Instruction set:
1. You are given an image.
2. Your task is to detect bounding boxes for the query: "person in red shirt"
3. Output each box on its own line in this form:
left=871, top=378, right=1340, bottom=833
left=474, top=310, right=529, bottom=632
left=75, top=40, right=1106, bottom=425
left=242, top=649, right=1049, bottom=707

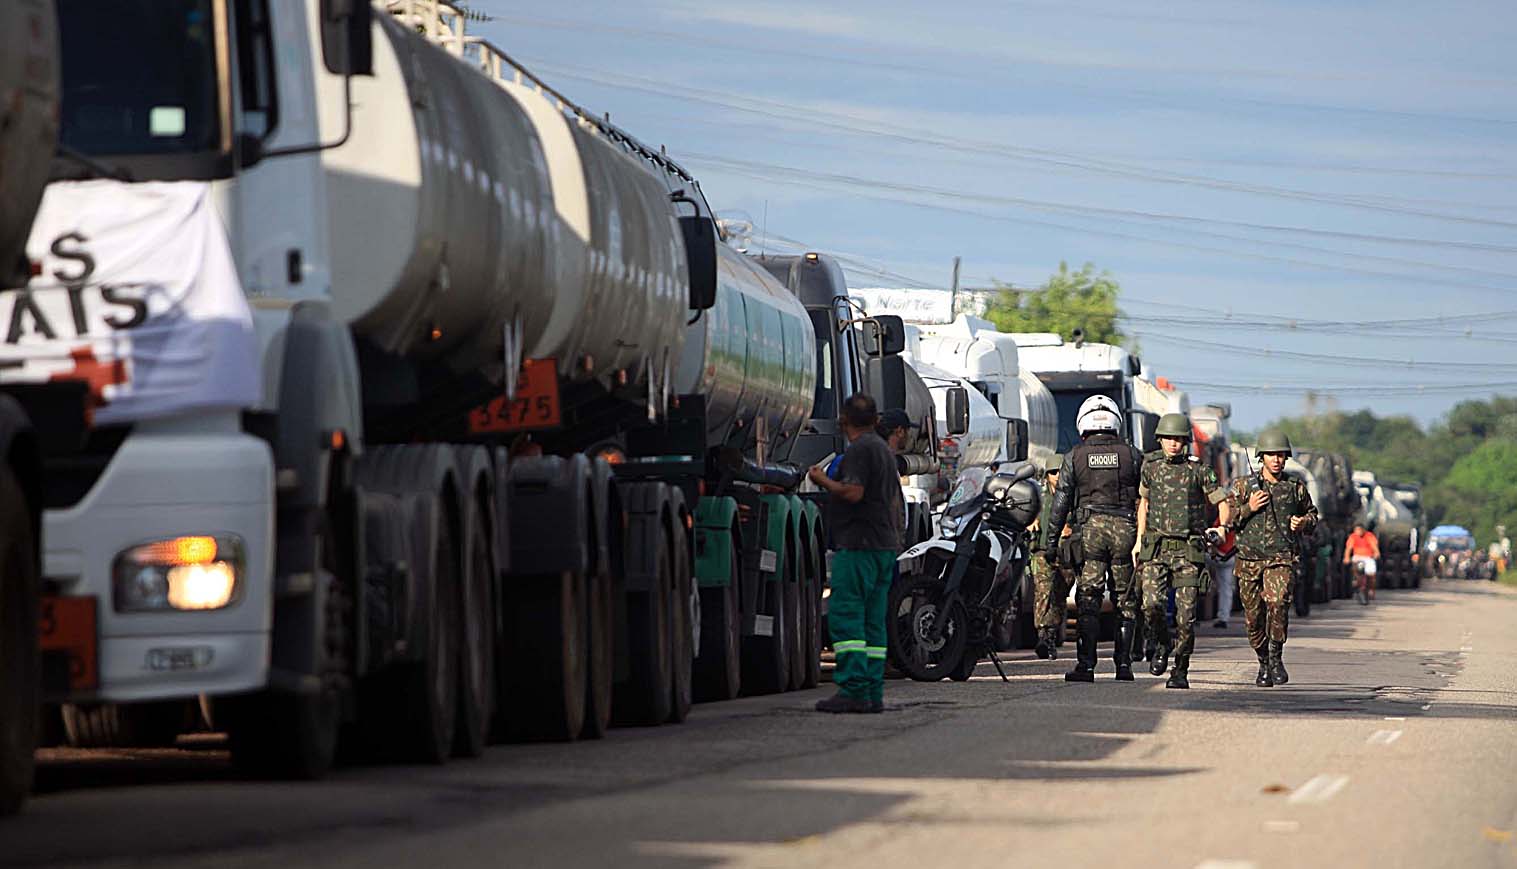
left=1343, top=523, right=1381, bottom=600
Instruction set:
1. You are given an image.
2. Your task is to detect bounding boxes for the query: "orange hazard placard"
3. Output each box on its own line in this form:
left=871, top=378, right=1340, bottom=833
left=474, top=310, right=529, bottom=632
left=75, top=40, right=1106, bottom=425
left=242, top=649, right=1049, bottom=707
left=469, top=358, right=563, bottom=434
left=39, top=596, right=99, bottom=692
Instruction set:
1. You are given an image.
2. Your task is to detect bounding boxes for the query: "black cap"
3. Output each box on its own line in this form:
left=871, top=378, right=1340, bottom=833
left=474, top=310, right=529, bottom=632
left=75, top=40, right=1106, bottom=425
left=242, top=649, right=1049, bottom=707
left=880, top=409, right=916, bottom=431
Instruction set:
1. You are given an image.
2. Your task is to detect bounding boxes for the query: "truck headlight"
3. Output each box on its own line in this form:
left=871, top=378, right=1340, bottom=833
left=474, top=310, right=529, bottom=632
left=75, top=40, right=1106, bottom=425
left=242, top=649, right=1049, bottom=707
left=113, top=535, right=244, bottom=612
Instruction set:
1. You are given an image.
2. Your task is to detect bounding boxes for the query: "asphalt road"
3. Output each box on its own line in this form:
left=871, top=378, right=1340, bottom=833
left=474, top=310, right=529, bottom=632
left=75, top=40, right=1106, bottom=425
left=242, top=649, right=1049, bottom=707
left=6, top=578, right=1516, bottom=869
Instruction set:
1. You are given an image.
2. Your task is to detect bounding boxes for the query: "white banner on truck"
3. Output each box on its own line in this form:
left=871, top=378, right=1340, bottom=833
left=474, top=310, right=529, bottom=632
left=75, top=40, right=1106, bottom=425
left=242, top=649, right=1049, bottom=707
left=1, top=180, right=258, bottom=424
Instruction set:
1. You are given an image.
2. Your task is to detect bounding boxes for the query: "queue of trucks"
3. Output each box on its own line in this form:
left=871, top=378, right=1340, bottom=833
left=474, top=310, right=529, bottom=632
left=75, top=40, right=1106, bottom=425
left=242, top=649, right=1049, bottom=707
left=0, top=0, right=1459, bottom=820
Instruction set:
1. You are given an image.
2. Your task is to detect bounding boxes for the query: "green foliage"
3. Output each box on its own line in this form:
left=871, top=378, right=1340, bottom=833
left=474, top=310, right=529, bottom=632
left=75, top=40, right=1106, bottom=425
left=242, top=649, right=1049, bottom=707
left=983, top=261, right=1127, bottom=346
left=1252, top=397, right=1517, bottom=544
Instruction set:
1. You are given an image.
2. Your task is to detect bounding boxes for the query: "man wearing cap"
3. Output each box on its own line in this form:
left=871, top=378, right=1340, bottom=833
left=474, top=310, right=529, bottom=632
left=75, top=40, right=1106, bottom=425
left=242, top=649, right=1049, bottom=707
left=808, top=393, right=902, bottom=713
left=1030, top=454, right=1075, bottom=659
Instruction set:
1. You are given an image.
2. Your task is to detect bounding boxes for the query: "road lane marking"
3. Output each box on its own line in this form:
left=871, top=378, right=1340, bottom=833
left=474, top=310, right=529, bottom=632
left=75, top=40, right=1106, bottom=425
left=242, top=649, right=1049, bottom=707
left=1196, top=861, right=1257, bottom=869
left=1384, top=716, right=1406, bottom=721
left=1421, top=703, right=1432, bottom=710
left=1367, top=729, right=1403, bottom=745
left=1289, top=774, right=1349, bottom=804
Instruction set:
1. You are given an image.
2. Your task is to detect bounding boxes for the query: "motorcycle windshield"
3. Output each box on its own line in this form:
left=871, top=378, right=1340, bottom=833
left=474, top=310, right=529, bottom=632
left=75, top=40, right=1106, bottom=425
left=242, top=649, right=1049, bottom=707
left=945, top=467, right=990, bottom=514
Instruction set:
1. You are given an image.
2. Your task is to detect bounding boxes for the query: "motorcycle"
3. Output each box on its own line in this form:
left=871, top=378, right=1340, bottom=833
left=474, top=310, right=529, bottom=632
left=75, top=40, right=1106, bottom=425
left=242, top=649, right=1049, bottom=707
left=888, top=463, right=1041, bottom=682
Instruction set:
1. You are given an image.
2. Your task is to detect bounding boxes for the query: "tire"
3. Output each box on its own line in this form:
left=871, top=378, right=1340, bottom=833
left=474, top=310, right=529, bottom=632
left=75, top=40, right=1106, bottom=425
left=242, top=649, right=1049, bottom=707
left=784, top=540, right=805, bottom=693
left=694, top=541, right=741, bottom=702
left=227, top=515, right=347, bottom=779
left=452, top=497, right=494, bottom=759
left=801, top=536, right=823, bottom=689
left=667, top=520, right=694, bottom=724
left=581, top=560, right=614, bottom=739
left=614, top=530, right=672, bottom=726
left=741, top=556, right=790, bottom=696
left=503, top=570, right=587, bottom=740
left=62, top=702, right=185, bottom=748
left=401, top=514, right=460, bottom=762
left=886, top=572, right=969, bottom=683
left=949, top=649, right=978, bottom=682
left=0, top=466, right=35, bottom=817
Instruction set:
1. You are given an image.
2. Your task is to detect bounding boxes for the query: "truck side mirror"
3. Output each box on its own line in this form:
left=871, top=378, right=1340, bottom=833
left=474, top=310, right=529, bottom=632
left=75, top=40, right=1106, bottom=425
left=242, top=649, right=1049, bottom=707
left=945, top=387, right=970, bottom=436
left=1127, top=410, right=1158, bottom=451
left=1004, top=417, right=1030, bottom=463
left=320, top=0, right=374, bottom=76
left=862, top=315, right=906, bottom=357
left=677, top=213, right=717, bottom=310
left=864, top=356, right=907, bottom=416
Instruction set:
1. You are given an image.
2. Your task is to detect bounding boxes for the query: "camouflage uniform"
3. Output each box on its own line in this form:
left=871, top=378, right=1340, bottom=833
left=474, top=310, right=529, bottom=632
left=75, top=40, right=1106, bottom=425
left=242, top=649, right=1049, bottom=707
left=1031, top=482, right=1076, bottom=635
left=1227, top=474, right=1317, bottom=653
left=1138, top=453, right=1226, bottom=676
left=1077, top=514, right=1138, bottom=620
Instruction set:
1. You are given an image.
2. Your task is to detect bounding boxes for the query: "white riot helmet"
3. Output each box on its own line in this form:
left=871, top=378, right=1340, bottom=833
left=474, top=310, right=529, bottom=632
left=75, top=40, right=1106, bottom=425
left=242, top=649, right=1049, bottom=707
left=1076, top=395, right=1122, bottom=436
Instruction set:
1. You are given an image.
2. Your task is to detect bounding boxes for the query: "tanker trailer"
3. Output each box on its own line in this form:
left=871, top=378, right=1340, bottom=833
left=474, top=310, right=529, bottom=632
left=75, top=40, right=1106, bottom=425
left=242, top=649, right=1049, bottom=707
left=0, top=0, right=823, bottom=777
left=1371, top=483, right=1417, bottom=589
left=0, top=0, right=58, bottom=817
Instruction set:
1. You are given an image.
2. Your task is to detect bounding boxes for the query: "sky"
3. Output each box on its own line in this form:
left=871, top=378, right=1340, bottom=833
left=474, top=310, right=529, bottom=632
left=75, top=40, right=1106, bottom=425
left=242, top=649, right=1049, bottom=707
left=472, top=0, right=1517, bottom=431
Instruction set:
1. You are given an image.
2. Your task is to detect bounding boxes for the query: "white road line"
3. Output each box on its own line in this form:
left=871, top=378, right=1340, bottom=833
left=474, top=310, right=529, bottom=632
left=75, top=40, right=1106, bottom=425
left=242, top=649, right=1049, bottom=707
left=1384, top=716, right=1406, bottom=721
left=1196, top=861, right=1258, bottom=869
left=1421, top=703, right=1432, bottom=710
left=1289, top=774, right=1350, bottom=804
left=1367, top=729, right=1403, bottom=745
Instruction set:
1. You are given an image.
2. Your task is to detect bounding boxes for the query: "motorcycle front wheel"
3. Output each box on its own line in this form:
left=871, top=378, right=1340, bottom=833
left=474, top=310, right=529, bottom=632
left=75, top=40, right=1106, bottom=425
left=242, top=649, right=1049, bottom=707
left=887, top=574, right=970, bottom=682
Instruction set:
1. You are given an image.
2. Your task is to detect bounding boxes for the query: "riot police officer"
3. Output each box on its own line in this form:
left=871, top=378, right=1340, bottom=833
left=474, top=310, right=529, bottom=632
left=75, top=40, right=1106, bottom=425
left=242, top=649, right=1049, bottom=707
left=1135, top=413, right=1231, bottom=689
left=1045, top=396, right=1144, bottom=682
left=1226, top=430, right=1317, bottom=687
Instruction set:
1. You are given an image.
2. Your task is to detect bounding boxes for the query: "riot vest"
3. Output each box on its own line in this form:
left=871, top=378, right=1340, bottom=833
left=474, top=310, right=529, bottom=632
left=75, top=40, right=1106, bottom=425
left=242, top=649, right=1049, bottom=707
left=1071, top=432, right=1141, bottom=517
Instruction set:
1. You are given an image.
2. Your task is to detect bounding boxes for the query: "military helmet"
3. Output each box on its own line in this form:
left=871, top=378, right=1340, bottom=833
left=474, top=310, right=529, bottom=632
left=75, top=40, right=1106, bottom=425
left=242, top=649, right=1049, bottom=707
left=1255, top=429, right=1293, bottom=457
left=1155, top=412, right=1192, bottom=440
left=1043, top=453, right=1065, bottom=474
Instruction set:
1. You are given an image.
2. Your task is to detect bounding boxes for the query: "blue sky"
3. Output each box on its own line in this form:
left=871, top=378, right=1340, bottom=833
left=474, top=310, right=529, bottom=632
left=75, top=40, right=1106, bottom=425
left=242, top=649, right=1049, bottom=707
left=475, top=0, right=1517, bottom=431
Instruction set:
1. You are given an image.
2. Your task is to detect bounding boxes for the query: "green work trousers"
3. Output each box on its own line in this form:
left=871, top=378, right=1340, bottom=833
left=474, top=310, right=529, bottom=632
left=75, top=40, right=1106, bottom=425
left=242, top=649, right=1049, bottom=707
left=830, top=549, right=895, bottom=703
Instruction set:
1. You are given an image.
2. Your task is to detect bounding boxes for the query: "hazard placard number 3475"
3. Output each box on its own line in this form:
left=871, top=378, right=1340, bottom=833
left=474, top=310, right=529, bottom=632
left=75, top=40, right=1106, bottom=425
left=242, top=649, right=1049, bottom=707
left=468, top=358, right=562, bottom=434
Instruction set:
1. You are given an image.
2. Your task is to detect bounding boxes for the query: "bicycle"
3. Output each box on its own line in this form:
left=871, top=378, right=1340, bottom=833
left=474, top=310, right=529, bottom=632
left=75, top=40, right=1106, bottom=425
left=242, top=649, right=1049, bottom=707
left=1348, top=558, right=1373, bottom=606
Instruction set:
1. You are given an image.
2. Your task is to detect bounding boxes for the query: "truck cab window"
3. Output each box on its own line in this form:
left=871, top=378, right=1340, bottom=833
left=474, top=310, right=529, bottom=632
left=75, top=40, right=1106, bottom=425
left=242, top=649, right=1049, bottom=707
left=235, top=0, right=279, bottom=139
left=57, top=0, right=221, bottom=157
left=808, top=309, right=836, bottom=419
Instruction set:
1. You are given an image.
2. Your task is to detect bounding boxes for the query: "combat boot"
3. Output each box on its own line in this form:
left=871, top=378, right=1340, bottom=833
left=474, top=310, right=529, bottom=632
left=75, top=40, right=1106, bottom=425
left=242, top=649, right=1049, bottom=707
left=1166, top=654, right=1190, bottom=689
left=1114, top=618, right=1135, bottom=681
left=1064, top=612, right=1098, bottom=682
left=1254, top=646, right=1273, bottom=687
left=1035, top=628, right=1054, bottom=660
left=1149, top=621, right=1171, bottom=677
left=1269, top=640, right=1289, bottom=685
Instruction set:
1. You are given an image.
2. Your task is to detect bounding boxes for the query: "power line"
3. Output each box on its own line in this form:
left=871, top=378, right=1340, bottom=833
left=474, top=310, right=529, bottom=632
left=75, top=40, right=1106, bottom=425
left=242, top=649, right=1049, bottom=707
left=1130, top=331, right=1517, bottom=371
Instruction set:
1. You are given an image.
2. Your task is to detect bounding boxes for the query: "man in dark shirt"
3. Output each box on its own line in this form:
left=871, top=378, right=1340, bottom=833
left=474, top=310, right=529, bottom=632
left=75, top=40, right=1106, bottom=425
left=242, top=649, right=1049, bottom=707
left=808, top=393, right=901, bottom=713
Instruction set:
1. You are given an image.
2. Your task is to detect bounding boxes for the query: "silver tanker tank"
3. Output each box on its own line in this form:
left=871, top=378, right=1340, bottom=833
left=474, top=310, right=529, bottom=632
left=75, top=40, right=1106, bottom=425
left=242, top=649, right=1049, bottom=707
left=0, top=0, right=59, bottom=283
left=323, top=10, right=688, bottom=387
left=675, top=244, right=815, bottom=457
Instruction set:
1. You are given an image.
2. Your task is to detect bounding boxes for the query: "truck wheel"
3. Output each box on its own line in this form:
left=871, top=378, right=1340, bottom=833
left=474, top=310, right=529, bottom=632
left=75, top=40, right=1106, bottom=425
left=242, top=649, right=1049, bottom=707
left=228, top=516, right=347, bottom=778
left=0, top=465, right=37, bottom=816
left=801, top=539, right=824, bottom=689
left=401, top=515, right=460, bottom=762
left=785, top=541, right=805, bottom=692
left=452, top=499, right=494, bottom=758
left=694, top=544, right=741, bottom=702
left=581, top=559, right=614, bottom=739
left=504, top=570, right=587, bottom=740
left=742, top=565, right=790, bottom=696
left=667, top=519, right=694, bottom=724
left=614, top=533, right=672, bottom=726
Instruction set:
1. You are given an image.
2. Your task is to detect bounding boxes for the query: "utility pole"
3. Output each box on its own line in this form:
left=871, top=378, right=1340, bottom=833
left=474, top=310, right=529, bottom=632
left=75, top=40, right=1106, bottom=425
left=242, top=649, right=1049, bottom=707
left=949, top=256, right=961, bottom=319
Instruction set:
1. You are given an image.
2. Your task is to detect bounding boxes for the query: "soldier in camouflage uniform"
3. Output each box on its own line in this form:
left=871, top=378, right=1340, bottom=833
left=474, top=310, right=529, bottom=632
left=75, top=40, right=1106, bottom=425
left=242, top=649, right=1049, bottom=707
left=1136, top=413, right=1231, bottom=689
left=1045, top=396, right=1144, bottom=682
left=1226, top=430, right=1317, bottom=687
left=1031, top=454, right=1076, bottom=660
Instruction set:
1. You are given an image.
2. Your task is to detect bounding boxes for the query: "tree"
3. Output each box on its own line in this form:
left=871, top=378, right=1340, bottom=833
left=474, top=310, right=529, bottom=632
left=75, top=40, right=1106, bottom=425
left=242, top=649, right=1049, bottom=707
left=1441, top=439, right=1517, bottom=543
left=983, top=261, right=1127, bottom=345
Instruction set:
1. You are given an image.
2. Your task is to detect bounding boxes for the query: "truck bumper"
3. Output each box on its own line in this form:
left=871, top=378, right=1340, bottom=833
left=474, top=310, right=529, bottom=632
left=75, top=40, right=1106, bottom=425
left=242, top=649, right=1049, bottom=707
left=42, top=419, right=275, bottom=703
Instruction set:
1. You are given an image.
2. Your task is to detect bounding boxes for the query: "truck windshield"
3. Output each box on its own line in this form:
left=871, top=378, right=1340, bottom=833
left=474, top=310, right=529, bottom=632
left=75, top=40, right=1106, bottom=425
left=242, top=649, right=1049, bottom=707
left=56, top=0, right=221, bottom=158
left=1051, top=388, right=1122, bottom=452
